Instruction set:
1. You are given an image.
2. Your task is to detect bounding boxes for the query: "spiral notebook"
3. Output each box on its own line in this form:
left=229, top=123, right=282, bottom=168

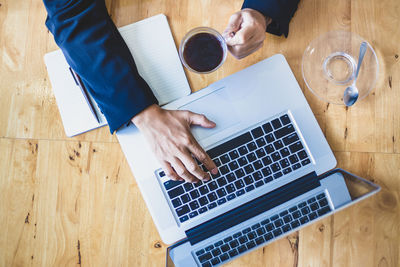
left=44, top=14, right=191, bottom=137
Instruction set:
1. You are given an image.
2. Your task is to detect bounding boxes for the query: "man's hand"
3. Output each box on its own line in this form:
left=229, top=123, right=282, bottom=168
left=223, top=8, right=272, bottom=59
left=132, top=104, right=218, bottom=183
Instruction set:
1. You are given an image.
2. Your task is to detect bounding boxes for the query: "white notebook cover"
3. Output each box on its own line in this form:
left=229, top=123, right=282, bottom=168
left=44, top=14, right=191, bottom=137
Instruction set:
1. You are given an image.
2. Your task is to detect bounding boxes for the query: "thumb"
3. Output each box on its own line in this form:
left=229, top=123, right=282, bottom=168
left=223, top=12, right=242, bottom=41
left=186, top=111, right=216, bottom=128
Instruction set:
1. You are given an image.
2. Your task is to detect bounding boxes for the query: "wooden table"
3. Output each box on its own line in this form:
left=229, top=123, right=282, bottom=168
left=1, top=0, right=399, bottom=266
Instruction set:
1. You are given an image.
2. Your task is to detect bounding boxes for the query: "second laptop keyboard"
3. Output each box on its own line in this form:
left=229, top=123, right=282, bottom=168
left=158, top=113, right=312, bottom=223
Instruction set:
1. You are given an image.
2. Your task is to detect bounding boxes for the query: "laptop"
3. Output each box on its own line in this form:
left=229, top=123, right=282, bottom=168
left=116, top=54, right=380, bottom=266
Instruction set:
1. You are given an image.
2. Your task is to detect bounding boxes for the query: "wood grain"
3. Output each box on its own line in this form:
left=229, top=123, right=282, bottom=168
left=0, top=0, right=399, bottom=266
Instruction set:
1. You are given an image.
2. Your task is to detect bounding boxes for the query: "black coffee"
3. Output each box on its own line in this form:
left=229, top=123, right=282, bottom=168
left=183, top=32, right=224, bottom=72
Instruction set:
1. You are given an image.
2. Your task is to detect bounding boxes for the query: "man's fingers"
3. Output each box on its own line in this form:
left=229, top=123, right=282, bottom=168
left=228, top=40, right=264, bottom=59
left=223, top=12, right=242, bottom=39
left=226, top=25, right=256, bottom=46
left=171, top=157, right=199, bottom=183
left=177, top=149, right=211, bottom=181
left=186, top=111, right=216, bottom=128
left=188, top=138, right=218, bottom=175
left=161, top=161, right=183, bottom=181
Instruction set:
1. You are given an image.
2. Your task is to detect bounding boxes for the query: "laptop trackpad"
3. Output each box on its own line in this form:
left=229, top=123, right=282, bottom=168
left=178, top=87, right=241, bottom=141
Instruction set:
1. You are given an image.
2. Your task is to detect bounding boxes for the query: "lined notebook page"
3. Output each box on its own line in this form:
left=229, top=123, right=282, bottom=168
left=119, top=14, right=191, bottom=105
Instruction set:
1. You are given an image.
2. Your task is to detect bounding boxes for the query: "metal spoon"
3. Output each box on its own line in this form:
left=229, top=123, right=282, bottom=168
left=343, top=41, right=368, bottom=106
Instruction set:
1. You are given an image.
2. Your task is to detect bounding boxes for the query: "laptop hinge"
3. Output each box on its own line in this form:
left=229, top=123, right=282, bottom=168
left=185, top=171, right=319, bottom=246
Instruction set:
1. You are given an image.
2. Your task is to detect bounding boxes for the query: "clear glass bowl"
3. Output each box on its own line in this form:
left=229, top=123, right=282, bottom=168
left=179, top=27, right=227, bottom=74
left=302, top=31, right=379, bottom=105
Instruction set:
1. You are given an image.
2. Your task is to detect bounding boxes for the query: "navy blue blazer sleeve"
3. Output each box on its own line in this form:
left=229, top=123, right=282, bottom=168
left=242, top=0, right=300, bottom=37
left=43, top=0, right=158, bottom=133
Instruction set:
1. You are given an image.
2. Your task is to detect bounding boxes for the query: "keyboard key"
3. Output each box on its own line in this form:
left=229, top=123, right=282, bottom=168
left=164, top=180, right=184, bottom=190
left=279, top=210, right=288, bottom=217
left=228, top=161, right=239, bottom=171
left=244, top=175, right=254, bottom=185
left=176, top=205, right=190, bottom=216
left=248, top=231, right=257, bottom=240
left=280, top=114, right=291, bottom=125
left=262, top=156, right=272, bottom=166
left=255, top=180, right=264, bottom=188
left=246, top=152, right=257, bottom=162
left=211, top=257, right=220, bottom=265
left=255, top=236, right=265, bottom=245
left=229, top=150, right=239, bottom=160
left=189, top=211, right=198, bottom=218
left=282, top=167, right=292, bottom=175
left=235, top=168, right=245, bottom=178
left=219, top=253, right=229, bottom=262
left=301, top=207, right=311, bottom=215
left=316, top=193, right=325, bottom=199
left=298, top=150, right=308, bottom=160
left=199, top=185, right=209, bottom=195
left=283, top=132, right=299, bottom=146
left=270, top=214, right=279, bottom=221
left=189, top=200, right=199, bottom=210
left=228, top=249, right=239, bottom=257
left=238, top=146, right=248, bottom=156
left=179, top=215, right=189, bottom=223
left=264, top=176, right=273, bottom=183
left=292, top=210, right=301, bottom=219
left=172, top=198, right=182, bottom=208
left=273, top=172, right=283, bottom=179
left=194, top=181, right=203, bottom=187
left=251, top=127, right=264, bottom=138
left=199, top=252, right=212, bottom=263
left=207, top=132, right=253, bottom=159
left=245, top=185, right=255, bottom=192
left=207, top=192, right=218, bottom=202
left=213, top=158, right=222, bottom=167
left=237, top=245, right=247, bottom=253
left=181, top=193, right=191, bottom=203
left=262, top=122, right=273, bottom=133
left=217, top=198, right=227, bottom=205
left=244, top=164, right=254, bottom=174
left=221, top=244, right=230, bottom=252
left=220, top=154, right=230, bottom=164
left=211, top=171, right=221, bottom=179
left=225, top=184, right=236, bottom=194
left=307, top=197, right=317, bottom=204
left=247, top=142, right=257, bottom=151
left=159, top=171, right=166, bottom=177
left=282, top=224, right=291, bottom=233
left=271, top=118, right=282, bottom=129
left=255, top=148, right=266, bottom=158
left=289, top=141, right=304, bottom=153
left=167, top=186, right=184, bottom=199
left=226, top=173, right=236, bottom=183
left=183, top=183, right=194, bottom=192
left=301, top=159, right=311, bottom=166
left=234, top=179, right=245, bottom=189
left=251, top=223, right=261, bottom=230
left=265, top=134, right=275, bottom=143
left=217, top=177, right=228, bottom=187
left=271, top=152, right=281, bottom=162
left=208, top=202, right=217, bottom=209
left=236, top=189, right=245, bottom=197
left=274, top=124, right=295, bottom=139
left=243, top=227, right=251, bottom=234
left=196, top=249, right=205, bottom=256
left=190, top=189, right=200, bottom=199
left=208, top=181, right=218, bottom=191
left=291, top=220, right=300, bottom=228
left=292, top=163, right=301, bottom=170
left=283, top=215, right=292, bottom=223
left=261, top=167, right=271, bottom=176
left=273, top=228, right=283, bottom=237
left=227, top=193, right=236, bottom=201
left=274, top=219, right=283, bottom=227
left=289, top=206, right=298, bottom=212
left=256, top=227, right=266, bottom=236
left=319, top=198, right=328, bottom=207
left=299, top=216, right=309, bottom=224
left=216, top=188, right=227, bottom=197
left=233, top=232, right=242, bottom=238
left=264, top=232, right=274, bottom=241
left=199, top=197, right=209, bottom=206
left=253, top=160, right=263, bottom=170
left=202, top=262, right=211, bottom=267
left=289, top=154, right=299, bottom=164
left=246, top=240, right=256, bottom=249
left=252, top=171, right=263, bottom=181
left=229, top=240, right=239, bottom=248
left=261, top=218, right=270, bottom=225
left=280, top=148, right=290, bottom=158
left=265, top=223, right=274, bottom=231
left=256, top=138, right=266, bottom=148
left=273, top=140, right=284, bottom=150
left=280, top=158, right=290, bottom=168
left=238, top=236, right=248, bottom=244
left=237, top=156, right=248, bottom=167
left=211, top=248, right=221, bottom=257
left=199, top=207, right=208, bottom=214
left=298, top=201, right=307, bottom=208
left=317, top=206, right=331, bottom=216
left=309, top=212, right=318, bottom=220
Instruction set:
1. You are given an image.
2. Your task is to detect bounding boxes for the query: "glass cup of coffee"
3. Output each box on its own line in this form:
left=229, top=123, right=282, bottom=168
left=179, top=27, right=227, bottom=74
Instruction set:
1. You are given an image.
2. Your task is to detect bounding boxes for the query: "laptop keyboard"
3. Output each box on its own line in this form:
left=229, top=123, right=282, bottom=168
left=158, top=113, right=312, bottom=223
left=194, top=192, right=331, bottom=267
